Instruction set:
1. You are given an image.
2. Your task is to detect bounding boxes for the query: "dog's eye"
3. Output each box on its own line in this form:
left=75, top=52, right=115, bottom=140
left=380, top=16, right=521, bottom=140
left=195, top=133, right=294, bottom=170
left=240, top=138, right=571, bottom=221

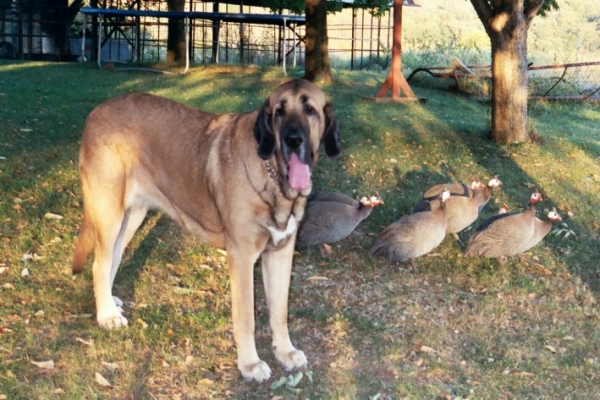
left=304, top=104, right=316, bottom=115
left=275, top=107, right=285, bottom=117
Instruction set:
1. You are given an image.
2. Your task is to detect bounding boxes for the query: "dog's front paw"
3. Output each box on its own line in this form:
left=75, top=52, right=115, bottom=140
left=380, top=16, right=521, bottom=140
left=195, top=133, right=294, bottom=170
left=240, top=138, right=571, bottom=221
left=97, top=311, right=128, bottom=329
left=275, top=347, right=307, bottom=371
left=239, top=360, right=272, bottom=383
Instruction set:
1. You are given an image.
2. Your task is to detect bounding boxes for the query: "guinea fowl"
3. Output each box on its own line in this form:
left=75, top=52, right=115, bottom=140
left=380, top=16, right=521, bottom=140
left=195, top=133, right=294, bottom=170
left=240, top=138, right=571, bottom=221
left=370, top=189, right=451, bottom=268
left=421, top=179, right=480, bottom=199
left=412, top=177, right=503, bottom=244
left=465, top=191, right=561, bottom=264
left=296, top=192, right=384, bottom=249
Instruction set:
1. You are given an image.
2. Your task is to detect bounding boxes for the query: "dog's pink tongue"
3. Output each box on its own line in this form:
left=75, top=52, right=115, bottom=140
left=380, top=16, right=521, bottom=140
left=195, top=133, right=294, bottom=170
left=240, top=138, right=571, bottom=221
left=288, top=153, right=311, bottom=191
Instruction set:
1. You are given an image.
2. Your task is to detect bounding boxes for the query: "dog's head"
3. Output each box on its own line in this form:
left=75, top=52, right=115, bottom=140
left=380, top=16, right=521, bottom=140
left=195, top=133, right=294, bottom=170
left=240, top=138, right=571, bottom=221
left=254, top=79, right=341, bottom=199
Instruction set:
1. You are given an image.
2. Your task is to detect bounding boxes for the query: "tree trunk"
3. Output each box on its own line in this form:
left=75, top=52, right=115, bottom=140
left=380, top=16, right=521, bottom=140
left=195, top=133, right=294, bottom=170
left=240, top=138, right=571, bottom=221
left=304, top=0, right=332, bottom=82
left=489, top=9, right=529, bottom=143
left=469, top=0, right=545, bottom=144
left=166, top=0, right=186, bottom=63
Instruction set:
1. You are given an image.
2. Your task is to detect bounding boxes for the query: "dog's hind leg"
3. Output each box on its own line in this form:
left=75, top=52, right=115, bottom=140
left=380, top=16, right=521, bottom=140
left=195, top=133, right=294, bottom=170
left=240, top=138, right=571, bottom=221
left=107, top=205, right=148, bottom=308
left=91, top=206, right=130, bottom=329
left=261, top=237, right=307, bottom=372
left=81, top=163, right=134, bottom=329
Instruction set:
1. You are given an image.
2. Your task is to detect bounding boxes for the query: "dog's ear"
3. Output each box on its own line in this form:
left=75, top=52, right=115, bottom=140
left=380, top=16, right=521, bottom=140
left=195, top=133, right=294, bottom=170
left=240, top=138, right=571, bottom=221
left=322, top=103, right=341, bottom=159
left=254, top=100, right=276, bottom=160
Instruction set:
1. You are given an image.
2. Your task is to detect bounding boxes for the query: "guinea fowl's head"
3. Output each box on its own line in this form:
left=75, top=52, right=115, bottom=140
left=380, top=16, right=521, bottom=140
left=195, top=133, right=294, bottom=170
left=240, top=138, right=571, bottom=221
left=530, top=190, right=543, bottom=205
left=487, top=176, right=502, bottom=189
left=547, top=207, right=562, bottom=222
left=359, top=194, right=385, bottom=208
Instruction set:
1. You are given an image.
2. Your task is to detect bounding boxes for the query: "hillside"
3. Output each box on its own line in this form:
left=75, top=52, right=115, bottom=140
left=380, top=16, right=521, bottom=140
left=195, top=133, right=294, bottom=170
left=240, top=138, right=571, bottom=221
left=398, top=0, right=600, bottom=65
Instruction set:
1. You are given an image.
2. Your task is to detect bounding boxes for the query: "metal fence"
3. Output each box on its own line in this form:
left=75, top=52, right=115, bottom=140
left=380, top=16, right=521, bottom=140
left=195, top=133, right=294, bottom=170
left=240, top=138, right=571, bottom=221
left=0, top=0, right=393, bottom=70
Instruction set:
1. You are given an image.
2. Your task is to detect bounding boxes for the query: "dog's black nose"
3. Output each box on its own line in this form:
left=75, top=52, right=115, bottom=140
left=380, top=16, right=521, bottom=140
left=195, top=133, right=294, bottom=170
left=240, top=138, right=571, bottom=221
left=284, top=133, right=304, bottom=149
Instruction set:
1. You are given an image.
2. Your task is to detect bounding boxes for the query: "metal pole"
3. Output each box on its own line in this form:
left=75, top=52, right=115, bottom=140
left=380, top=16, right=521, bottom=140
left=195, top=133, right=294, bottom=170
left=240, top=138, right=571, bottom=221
left=97, top=15, right=103, bottom=68
left=292, top=24, right=296, bottom=68
left=81, top=14, right=87, bottom=60
left=282, top=18, right=287, bottom=75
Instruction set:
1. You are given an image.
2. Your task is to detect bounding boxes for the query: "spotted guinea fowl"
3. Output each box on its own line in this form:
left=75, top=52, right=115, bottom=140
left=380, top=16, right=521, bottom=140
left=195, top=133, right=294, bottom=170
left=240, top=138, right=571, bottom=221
left=412, top=177, right=503, bottom=244
left=418, top=176, right=502, bottom=212
left=296, top=192, right=384, bottom=248
left=370, top=189, right=451, bottom=268
left=421, top=179, right=479, bottom=200
left=465, top=191, right=561, bottom=264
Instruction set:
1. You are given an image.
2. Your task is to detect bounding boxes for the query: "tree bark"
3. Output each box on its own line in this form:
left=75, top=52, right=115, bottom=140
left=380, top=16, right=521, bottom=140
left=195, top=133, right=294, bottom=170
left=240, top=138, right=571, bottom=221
left=166, top=0, right=186, bottom=63
left=304, top=0, right=332, bottom=82
left=470, top=0, right=545, bottom=144
left=490, top=2, right=529, bottom=143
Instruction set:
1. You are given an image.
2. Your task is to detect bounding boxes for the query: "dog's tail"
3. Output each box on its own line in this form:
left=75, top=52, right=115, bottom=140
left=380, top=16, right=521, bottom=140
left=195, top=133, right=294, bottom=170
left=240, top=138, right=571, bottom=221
left=72, top=213, right=95, bottom=274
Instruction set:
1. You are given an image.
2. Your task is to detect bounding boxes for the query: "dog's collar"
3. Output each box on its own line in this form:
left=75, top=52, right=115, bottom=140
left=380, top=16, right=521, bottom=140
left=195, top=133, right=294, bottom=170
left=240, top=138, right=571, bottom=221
left=265, top=160, right=280, bottom=186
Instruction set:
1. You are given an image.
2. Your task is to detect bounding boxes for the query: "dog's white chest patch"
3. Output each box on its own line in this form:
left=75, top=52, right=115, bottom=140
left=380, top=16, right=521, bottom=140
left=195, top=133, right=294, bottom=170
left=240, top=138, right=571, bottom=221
left=267, top=215, right=298, bottom=247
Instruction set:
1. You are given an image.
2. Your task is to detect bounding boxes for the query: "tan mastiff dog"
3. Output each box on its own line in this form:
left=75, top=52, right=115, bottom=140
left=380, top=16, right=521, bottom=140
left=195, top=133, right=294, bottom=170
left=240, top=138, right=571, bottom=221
left=72, top=79, right=340, bottom=382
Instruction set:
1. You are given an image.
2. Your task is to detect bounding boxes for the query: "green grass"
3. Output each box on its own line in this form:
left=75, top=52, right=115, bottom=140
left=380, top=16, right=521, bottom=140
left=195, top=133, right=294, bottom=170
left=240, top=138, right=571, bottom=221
left=0, top=60, right=599, bottom=399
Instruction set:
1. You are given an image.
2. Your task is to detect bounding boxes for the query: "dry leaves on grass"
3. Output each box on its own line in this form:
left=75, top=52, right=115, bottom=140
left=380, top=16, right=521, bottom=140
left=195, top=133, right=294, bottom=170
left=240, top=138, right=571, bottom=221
left=95, top=372, right=112, bottom=388
left=43, top=212, right=63, bottom=220
left=30, top=360, right=54, bottom=370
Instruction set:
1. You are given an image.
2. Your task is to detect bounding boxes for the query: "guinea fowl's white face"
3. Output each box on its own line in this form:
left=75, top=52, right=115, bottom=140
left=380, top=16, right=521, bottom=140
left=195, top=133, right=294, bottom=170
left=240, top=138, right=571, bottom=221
left=547, top=208, right=562, bottom=221
left=441, top=189, right=451, bottom=202
left=360, top=195, right=384, bottom=207
left=530, top=191, right=543, bottom=204
left=471, top=179, right=483, bottom=190
left=488, top=177, right=502, bottom=188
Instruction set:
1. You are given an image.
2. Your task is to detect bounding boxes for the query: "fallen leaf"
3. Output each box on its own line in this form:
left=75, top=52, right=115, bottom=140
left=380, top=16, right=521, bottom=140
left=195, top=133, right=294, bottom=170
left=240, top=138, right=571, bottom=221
left=22, top=254, right=33, bottom=261
left=95, top=372, right=112, bottom=387
left=44, top=212, right=63, bottom=220
left=198, top=378, right=214, bottom=386
left=270, top=376, right=289, bottom=390
left=21, top=268, right=29, bottom=277
left=30, top=360, right=54, bottom=370
left=287, top=372, right=303, bottom=388
left=544, top=345, right=557, bottom=353
left=2, top=283, right=15, bottom=290
left=0, top=266, right=8, bottom=274
left=34, top=310, right=44, bottom=317
left=173, top=287, right=194, bottom=295
left=136, top=318, right=148, bottom=329
left=76, top=337, right=94, bottom=346
left=306, top=276, right=329, bottom=282
left=419, top=345, right=437, bottom=354
left=102, top=361, right=119, bottom=371
left=66, top=313, right=93, bottom=319
left=513, top=371, right=535, bottom=377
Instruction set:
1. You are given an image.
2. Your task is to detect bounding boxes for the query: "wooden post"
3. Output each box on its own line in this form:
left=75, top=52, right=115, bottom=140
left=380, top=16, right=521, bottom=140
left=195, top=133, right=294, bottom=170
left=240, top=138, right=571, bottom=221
left=370, top=0, right=421, bottom=103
